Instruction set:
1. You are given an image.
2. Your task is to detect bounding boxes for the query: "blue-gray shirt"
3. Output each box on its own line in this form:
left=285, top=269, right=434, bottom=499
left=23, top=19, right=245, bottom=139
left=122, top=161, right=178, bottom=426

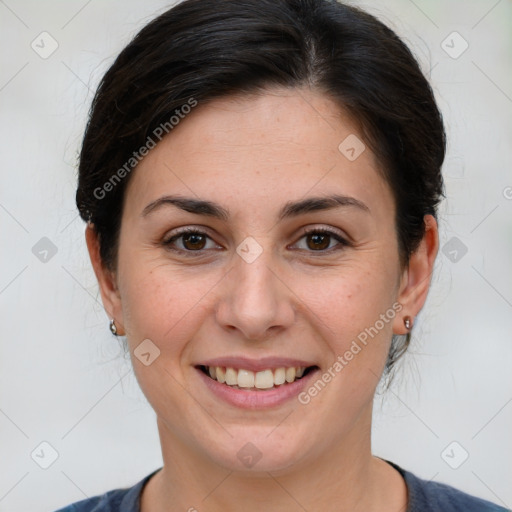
left=53, top=461, right=509, bottom=511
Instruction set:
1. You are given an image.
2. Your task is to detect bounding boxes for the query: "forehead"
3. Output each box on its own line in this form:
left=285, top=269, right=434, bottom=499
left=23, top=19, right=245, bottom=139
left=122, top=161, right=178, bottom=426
left=124, top=87, right=394, bottom=220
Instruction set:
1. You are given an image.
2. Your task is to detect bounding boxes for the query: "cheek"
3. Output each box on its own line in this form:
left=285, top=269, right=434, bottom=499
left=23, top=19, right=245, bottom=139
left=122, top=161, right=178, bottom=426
left=306, top=263, right=397, bottom=335
left=298, top=261, right=399, bottom=395
left=117, top=263, right=203, bottom=415
left=295, top=271, right=398, bottom=424
left=117, top=254, right=220, bottom=353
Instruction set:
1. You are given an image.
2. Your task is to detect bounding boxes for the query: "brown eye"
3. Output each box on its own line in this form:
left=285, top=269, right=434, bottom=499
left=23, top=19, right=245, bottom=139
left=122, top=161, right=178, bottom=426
left=306, top=232, right=331, bottom=251
left=181, top=232, right=207, bottom=250
left=293, top=228, right=349, bottom=253
left=163, top=229, right=218, bottom=253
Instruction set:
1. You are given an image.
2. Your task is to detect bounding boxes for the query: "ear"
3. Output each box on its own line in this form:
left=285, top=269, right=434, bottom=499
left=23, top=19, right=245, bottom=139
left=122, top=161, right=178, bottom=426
left=85, top=223, right=126, bottom=335
left=393, top=214, right=439, bottom=335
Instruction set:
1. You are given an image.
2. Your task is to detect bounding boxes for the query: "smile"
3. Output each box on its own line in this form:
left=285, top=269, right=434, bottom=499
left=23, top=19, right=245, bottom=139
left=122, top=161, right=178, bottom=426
left=199, top=365, right=316, bottom=390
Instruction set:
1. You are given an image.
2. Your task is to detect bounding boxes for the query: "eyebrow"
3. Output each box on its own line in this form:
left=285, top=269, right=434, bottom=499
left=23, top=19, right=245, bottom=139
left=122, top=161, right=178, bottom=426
left=141, top=193, right=370, bottom=221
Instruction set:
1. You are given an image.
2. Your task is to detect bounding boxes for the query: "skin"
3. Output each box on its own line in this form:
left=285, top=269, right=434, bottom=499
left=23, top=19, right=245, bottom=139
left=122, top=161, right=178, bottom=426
left=86, top=87, right=438, bottom=511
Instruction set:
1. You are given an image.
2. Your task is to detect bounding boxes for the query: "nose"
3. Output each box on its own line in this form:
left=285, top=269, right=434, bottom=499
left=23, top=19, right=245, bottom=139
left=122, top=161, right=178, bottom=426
left=215, top=246, right=296, bottom=342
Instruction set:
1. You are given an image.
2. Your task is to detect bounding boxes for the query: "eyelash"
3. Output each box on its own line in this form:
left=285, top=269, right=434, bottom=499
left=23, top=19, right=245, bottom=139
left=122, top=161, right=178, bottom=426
left=162, top=226, right=351, bottom=256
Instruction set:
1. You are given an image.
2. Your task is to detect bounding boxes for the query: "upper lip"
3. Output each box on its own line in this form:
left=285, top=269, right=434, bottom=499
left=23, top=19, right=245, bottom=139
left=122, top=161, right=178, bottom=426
left=196, top=356, right=318, bottom=372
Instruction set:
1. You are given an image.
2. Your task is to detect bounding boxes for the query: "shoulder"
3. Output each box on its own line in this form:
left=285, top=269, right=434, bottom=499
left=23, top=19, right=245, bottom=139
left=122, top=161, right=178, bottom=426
left=387, top=461, right=509, bottom=512
left=52, top=469, right=161, bottom=512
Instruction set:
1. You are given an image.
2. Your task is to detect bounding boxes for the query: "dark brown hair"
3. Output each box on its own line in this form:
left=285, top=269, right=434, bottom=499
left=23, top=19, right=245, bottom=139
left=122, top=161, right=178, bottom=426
left=76, top=0, right=446, bottom=376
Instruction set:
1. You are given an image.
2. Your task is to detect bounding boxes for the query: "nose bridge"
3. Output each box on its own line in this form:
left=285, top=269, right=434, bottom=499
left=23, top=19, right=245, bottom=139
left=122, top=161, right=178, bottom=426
left=216, top=237, right=295, bottom=340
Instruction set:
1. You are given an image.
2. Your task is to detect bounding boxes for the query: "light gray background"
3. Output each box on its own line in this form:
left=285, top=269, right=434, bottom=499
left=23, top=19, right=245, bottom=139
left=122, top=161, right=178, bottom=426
left=1, top=1, right=511, bottom=511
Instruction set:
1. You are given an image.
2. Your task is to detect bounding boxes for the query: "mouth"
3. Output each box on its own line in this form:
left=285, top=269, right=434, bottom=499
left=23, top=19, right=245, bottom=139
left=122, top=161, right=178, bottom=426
left=196, top=364, right=318, bottom=391
left=193, top=356, right=321, bottom=408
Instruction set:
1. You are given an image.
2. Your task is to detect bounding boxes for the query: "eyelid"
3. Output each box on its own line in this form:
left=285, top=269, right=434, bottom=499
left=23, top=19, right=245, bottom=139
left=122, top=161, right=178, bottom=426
left=297, top=225, right=351, bottom=243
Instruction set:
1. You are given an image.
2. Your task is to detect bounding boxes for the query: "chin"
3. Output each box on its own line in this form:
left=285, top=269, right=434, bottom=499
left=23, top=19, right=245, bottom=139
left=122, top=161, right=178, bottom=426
left=200, top=427, right=312, bottom=474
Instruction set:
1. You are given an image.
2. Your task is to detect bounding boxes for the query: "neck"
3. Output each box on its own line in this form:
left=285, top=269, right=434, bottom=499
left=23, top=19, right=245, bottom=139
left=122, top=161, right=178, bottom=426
left=141, top=407, right=407, bottom=512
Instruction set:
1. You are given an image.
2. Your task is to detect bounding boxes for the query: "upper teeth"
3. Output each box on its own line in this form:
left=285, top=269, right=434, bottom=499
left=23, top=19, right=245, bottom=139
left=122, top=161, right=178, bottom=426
left=206, top=366, right=306, bottom=389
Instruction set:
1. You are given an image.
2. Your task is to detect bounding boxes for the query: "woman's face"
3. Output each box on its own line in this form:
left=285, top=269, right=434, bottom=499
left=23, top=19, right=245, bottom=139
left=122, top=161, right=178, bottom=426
left=92, top=88, right=433, bottom=473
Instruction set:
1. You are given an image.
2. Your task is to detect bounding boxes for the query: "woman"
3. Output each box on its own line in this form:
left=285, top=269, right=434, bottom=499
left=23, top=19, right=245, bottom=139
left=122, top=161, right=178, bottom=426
left=55, top=0, right=507, bottom=510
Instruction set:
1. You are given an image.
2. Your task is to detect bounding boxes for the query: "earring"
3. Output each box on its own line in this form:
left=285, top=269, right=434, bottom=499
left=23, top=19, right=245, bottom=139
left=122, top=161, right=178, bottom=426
left=404, top=316, right=412, bottom=330
left=109, top=319, right=118, bottom=335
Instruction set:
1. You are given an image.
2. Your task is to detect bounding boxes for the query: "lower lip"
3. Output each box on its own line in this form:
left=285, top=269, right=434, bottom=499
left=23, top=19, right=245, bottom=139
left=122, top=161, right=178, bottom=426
left=195, top=367, right=319, bottom=409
